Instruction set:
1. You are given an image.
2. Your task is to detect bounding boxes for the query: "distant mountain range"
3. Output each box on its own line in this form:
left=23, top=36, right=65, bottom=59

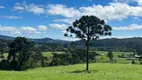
left=0, top=35, right=69, bottom=44
left=0, top=34, right=142, bottom=51
left=0, top=35, right=15, bottom=40
left=73, top=37, right=142, bottom=51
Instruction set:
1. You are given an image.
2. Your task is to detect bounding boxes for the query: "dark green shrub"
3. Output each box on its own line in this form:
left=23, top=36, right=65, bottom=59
left=107, top=50, right=113, bottom=63
left=0, top=59, right=10, bottom=70
left=50, top=48, right=99, bottom=66
left=42, top=57, right=51, bottom=67
left=132, top=60, right=135, bottom=64
left=7, top=37, right=43, bottom=70
left=50, top=53, right=73, bottom=66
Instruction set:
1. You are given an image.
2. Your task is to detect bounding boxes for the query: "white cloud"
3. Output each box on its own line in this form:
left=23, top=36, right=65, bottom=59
left=37, top=25, right=47, bottom=31
left=62, top=30, right=66, bottom=33
left=12, top=1, right=142, bottom=21
left=0, top=5, right=5, bottom=8
left=137, top=0, right=142, bottom=6
left=47, top=1, right=142, bottom=21
left=63, top=37, right=80, bottom=41
left=0, top=24, right=48, bottom=35
left=49, top=24, right=67, bottom=30
left=0, top=25, right=21, bottom=34
left=113, top=24, right=142, bottom=30
left=80, top=3, right=132, bottom=20
left=21, top=27, right=41, bottom=34
left=4, top=16, right=23, bottom=19
left=133, top=17, right=140, bottom=22
left=64, top=36, right=142, bottom=41
left=14, top=2, right=44, bottom=14
left=53, top=19, right=74, bottom=24
left=13, top=6, right=24, bottom=10
left=81, top=2, right=142, bottom=20
left=27, top=4, right=45, bottom=14
left=47, top=4, right=81, bottom=18
left=113, top=0, right=136, bottom=3
left=100, top=36, right=141, bottom=39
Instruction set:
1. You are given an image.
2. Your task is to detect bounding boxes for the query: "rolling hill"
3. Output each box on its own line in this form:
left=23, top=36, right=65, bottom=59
left=0, top=63, right=142, bottom=80
left=0, top=35, right=69, bottom=44
left=0, top=34, right=142, bottom=52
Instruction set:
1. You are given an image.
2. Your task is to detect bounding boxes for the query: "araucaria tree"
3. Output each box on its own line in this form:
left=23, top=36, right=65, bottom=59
left=64, top=15, right=112, bottom=71
left=7, top=37, right=43, bottom=70
left=136, top=45, right=142, bottom=64
left=107, top=50, right=113, bottom=63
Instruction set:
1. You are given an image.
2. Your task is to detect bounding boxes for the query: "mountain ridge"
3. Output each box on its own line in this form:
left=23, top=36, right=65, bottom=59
left=0, top=35, right=69, bottom=44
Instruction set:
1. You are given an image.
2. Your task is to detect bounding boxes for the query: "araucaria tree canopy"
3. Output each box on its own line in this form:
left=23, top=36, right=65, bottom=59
left=64, top=15, right=112, bottom=70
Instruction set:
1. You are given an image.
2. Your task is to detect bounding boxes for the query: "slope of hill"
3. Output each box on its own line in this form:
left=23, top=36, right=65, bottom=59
left=0, top=63, right=141, bottom=80
left=0, top=34, right=142, bottom=52
left=72, top=37, right=142, bottom=51
left=0, top=35, right=69, bottom=52
left=0, top=35, right=15, bottom=40
left=0, top=35, right=69, bottom=44
left=92, top=37, right=142, bottom=48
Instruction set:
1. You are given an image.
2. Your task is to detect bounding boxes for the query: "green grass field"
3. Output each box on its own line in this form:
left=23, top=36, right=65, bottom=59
left=2, top=51, right=139, bottom=64
left=42, top=52, right=65, bottom=57
left=0, top=63, right=142, bottom=80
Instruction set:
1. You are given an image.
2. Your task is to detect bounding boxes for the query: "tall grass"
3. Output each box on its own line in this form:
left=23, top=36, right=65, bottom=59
left=0, top=63, right=141, bottom=80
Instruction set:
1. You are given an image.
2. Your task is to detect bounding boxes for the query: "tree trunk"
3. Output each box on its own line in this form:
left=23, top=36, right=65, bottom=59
left=86, top=38, right=89, bottom=71
left=86, top=26, right=90, bottom=71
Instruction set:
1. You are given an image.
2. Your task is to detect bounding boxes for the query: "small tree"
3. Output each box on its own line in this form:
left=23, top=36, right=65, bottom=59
left=0, top=49, right=4, bottom=58
left=132, top=59, right=135, bottom=64
left=0, top=42, right=5, bottom=59
left=107, top=50, right=113, bottom=63
left=64, top=15, right=112, bottom=70
left=136, top=45, right=142, bottom=64
left=7, top=37, right=43, bottom=70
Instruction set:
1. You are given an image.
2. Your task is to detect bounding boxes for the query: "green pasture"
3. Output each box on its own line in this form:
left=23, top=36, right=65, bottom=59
left=1, top=51, right=139, bottom=64
left=0, top=63, right=141, bottom=80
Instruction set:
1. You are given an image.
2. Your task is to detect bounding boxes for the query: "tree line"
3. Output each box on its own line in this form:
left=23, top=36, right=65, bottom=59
left=1, top=37, right=142, bottom=53
left=0, top=37, right=99, bottom=70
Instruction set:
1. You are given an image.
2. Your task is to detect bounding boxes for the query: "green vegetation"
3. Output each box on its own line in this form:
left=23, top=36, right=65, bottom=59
left=42, top=52, right=65, bottom=57
left=95, top=51, right=140, bottom=64
left=0, top=63, right=142, bottom=80
left=1, top=50, right=140, bottom=65
left=42, top=52, right=53, bottom=57
left=0, top=37, right=44, bottom=70
left=0, top=15, right=142, bottom=80
left=65, top=15, right=112, bottom=70
left=41, top=50, right=141, bottom=65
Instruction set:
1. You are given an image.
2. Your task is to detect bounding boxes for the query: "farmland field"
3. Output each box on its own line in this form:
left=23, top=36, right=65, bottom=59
left=41, top=51, right=140, bottom=64
left=95, top=51, right=140, bottom=64
left=0, top=63, right=142, bottom=80
left=42, top=51, right=65, bottom=57
left=2, top=51, right=139, bottom=64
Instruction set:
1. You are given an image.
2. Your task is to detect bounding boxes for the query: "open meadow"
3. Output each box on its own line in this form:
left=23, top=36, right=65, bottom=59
left=0, top=51, right=141, bottom=80
left=42, top=51, right=140, bottom=64
left=0, top=63, right=142, bottom=80
left=2, top=51, right=139, bottom=64
left=1, top=1, right=142, bottom=80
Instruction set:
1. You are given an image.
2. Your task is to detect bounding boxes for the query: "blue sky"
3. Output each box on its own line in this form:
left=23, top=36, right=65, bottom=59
left=0, top=0, right=142, bottom=40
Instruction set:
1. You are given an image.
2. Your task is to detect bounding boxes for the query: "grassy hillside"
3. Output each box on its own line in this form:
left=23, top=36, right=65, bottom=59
left=41, top=51, right=140, bottom=64
left=0, top=63, right=142, bottom=80
left=2, top=51, right=139, bottom=64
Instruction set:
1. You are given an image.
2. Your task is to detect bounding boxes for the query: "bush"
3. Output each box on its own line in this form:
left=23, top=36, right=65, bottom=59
left=132, top=60, right=135, bottom=64
left=7, top=37, right=43, bottom=70
left=50, top=48, right=99, bottom=66
left=41, top=57, right=51, bottom=67
left=107, top=50, right=113, bottom=63
left=50, top=53, right=73, bottom=66
left=0, top=59, right=10, bottom=70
